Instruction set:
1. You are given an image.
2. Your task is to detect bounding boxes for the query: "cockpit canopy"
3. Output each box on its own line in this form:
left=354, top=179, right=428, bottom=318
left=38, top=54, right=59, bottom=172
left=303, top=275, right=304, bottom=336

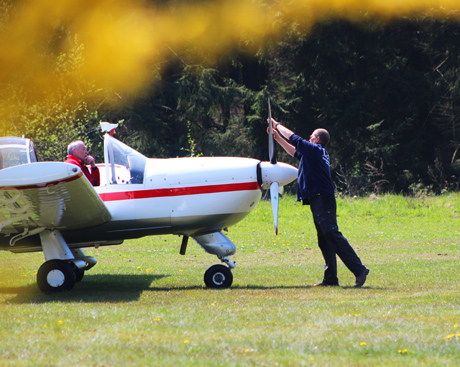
left=0, top=137, right=37, bottom=170
left=103, top=134, right=147, bottom=185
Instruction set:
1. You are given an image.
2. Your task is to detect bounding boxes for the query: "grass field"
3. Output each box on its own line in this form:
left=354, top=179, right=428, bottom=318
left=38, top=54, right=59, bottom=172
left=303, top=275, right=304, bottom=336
left=0, top=193, right=459, bottom=366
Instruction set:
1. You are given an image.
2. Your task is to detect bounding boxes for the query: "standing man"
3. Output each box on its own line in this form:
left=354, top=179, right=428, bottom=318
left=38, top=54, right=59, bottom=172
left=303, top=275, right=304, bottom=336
left=268, top=118, right=369, bottom=287
left=65, top=140, right=100, bottom=187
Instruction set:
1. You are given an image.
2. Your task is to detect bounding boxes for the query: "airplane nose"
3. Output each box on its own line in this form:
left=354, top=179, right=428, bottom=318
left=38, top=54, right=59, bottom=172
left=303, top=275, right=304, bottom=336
left=259, top=161, right=298, bottom=188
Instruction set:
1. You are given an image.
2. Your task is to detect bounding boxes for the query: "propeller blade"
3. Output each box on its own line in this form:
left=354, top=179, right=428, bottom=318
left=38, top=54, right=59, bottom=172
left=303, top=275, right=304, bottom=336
left=270, top=181, right=279, bottom=235
left=268, top=98, right=277, bottom=165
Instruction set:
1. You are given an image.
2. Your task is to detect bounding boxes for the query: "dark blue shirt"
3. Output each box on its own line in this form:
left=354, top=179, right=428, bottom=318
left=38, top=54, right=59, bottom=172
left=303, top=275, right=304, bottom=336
left=289, top=134, right=335, bottom=202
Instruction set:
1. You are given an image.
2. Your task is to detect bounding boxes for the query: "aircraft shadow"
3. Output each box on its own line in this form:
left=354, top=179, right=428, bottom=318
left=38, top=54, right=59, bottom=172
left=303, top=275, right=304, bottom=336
left=227, top=285, right=380, bottom=290
left=2, top=275, right=380, bottom=304
left=2, top=274, right=169, bottom=304
left=144, top=284, right=382, bottom=292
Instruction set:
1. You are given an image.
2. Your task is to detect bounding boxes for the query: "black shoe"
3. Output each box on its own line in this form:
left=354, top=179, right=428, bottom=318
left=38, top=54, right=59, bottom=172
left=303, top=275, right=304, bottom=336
left=313, top=281, right=339, bottom=287
left=354, top=267, right=370, bottom=287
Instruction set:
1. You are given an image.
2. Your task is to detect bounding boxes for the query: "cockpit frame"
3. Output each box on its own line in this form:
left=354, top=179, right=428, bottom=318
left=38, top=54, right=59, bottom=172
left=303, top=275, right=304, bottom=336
left=102, top=134, right=147, bottom=186
left=0, top=137, right=37, bottom=170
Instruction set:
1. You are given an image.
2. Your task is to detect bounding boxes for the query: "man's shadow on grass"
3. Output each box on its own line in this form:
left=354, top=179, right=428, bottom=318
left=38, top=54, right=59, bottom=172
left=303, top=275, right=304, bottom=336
left=1, top=274, right=377, bottom=304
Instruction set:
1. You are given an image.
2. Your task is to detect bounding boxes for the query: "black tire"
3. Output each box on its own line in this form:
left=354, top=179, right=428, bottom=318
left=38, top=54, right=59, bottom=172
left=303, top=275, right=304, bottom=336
left=37, top=260, right=76, bottom=293
left=204, top=264, right=233, bottom=289
left=75, top=269, right=85, bottom=282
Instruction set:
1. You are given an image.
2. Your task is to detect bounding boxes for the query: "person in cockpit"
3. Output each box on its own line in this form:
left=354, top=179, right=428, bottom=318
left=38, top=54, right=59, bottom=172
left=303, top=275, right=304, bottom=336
left=65, top=140, right=100, bottom=186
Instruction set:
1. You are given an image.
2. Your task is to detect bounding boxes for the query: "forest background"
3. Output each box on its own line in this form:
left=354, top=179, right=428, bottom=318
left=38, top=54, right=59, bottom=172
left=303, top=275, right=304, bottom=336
left=2, top=0, right=460, bottom=197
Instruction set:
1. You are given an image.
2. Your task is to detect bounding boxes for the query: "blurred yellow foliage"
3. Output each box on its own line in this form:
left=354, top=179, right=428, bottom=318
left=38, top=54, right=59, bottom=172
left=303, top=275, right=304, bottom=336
left=0, top=0, right=460, bottom=125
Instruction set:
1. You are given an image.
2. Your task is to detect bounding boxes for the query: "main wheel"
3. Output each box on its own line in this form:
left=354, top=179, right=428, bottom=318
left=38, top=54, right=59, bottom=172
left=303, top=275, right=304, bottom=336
left=37, top=260, right=76, bottom=293
left=75, top=269, right=85, bottom=282
left=204, top=264, right=233, bottom=289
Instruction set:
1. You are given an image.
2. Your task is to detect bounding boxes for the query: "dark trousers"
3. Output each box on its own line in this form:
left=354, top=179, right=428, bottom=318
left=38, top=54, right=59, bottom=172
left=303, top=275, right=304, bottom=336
left=309, top=194, right=365, bottom=284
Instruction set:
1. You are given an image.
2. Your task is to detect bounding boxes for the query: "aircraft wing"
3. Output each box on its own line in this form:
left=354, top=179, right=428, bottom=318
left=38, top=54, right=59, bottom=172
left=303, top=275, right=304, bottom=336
left=0, top=162, right=112, bottom=240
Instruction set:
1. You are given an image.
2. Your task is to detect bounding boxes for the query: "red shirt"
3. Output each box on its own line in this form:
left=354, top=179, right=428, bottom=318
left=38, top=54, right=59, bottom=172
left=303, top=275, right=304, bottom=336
left=64, top=155, right=100, bottom=186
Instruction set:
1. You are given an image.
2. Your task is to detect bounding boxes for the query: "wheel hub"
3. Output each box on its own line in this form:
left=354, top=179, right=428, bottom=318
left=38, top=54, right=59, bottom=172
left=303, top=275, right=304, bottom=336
left=47, top=269, right=66, bottom=287
left=212, top=272, right=225, bottom=285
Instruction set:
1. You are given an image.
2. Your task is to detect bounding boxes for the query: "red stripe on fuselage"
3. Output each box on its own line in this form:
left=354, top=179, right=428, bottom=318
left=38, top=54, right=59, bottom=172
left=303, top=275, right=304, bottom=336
left=99, top=182, right=260, bottom=202
left=0, top=172, right=83, bottom=191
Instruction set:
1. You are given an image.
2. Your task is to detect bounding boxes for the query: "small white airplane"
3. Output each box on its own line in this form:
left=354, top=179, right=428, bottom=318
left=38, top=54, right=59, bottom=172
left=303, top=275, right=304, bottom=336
left=0, top=116, right=297, bottom=293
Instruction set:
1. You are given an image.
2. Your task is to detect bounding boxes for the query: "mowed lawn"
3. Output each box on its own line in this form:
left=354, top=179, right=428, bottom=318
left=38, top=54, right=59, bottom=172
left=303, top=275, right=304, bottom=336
left=0, top=194, right=459, bottom=366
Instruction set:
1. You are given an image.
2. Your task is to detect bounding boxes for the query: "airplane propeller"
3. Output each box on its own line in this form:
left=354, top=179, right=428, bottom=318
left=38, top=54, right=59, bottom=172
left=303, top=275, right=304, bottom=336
left=262, top=98, right=297, bottom=235
left=270, top=181, right=279, bottom=234
left=268, top=98, right=277, bottom=165
left=267, top=98, right=278, bottom=234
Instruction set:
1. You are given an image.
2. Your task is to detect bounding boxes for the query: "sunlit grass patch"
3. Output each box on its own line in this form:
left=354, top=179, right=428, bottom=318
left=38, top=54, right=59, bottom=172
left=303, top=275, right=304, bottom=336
left=0, top=194, right=460, bottom=366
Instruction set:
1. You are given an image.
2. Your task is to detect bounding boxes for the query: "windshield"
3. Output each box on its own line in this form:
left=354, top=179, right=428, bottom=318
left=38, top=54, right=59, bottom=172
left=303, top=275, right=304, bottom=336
left=103, top=135, right=147, bottom=185
left=0, top=147, right=29, bottom=169
left=0, top=137, right=37, bottom=169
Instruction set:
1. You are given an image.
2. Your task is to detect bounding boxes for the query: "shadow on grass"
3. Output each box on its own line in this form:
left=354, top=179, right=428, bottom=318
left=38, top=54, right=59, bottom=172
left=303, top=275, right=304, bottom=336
left=1, top=274, right=380, bottom=304
left=230, top=285, right=380, bottom=290
left=2, top=273, right=170, bottom=304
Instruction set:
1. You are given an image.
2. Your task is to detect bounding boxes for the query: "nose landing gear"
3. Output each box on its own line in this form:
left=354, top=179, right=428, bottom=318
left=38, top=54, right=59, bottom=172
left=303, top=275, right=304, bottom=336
left=204, top=264, right=233, bottom=289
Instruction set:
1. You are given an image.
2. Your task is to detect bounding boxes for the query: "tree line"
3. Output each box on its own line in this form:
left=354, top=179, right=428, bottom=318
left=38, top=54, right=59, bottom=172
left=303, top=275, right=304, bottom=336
left=3, top=13, right=460, bottom=196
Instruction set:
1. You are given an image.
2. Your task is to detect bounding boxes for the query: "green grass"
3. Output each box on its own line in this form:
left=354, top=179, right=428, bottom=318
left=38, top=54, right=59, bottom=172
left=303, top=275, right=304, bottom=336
left=1, top=194, right=460, bottom=366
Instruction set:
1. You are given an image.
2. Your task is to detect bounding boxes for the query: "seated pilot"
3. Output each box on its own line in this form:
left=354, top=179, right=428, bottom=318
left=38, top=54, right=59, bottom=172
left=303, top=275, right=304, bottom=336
left=65, top=140, right=100, bottom=186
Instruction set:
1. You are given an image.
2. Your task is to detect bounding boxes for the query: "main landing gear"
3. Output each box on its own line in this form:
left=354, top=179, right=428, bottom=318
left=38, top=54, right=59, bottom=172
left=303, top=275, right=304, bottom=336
left=36, top=257, right=92, bottom=293
left=36, top=230, right=97, bottom=293
left=37, top=259, right=77, bottom=293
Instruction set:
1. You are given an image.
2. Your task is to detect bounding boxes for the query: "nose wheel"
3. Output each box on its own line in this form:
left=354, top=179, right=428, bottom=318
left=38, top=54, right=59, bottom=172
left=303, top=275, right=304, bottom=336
left=204, top=264, right=233, bottom=289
